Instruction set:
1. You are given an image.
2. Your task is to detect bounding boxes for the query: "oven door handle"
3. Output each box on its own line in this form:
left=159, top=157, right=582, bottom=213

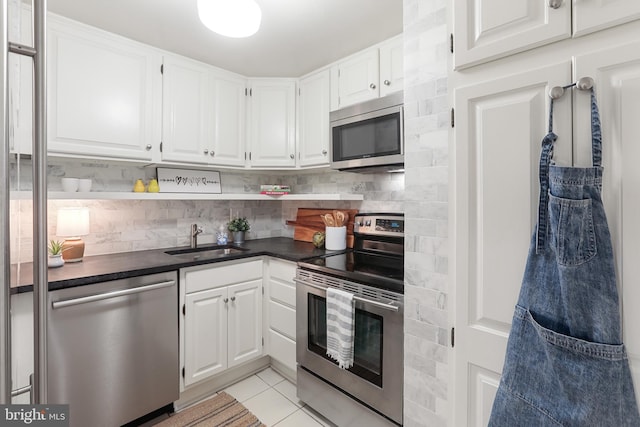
left=294, top=278, right=400, bottom=312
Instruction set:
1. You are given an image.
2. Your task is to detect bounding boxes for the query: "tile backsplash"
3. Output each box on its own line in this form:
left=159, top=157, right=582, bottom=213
left=10, top=157, right=404, bottom=263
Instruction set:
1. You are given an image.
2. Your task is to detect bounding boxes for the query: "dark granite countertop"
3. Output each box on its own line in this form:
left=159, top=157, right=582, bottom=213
left=10, top=237, right=328, bottom=294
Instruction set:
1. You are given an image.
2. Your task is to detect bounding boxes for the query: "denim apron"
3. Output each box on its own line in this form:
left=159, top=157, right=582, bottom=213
left=488, top=89, right=640, bottom=426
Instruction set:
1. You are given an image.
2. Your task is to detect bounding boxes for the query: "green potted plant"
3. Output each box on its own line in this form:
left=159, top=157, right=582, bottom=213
left=48, top=239, right=65, bottom=268
left=227, top=217, right=250, bottom=244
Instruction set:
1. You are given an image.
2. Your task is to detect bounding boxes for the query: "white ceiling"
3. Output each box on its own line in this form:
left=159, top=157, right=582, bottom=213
left=47, top=0, right=403, bottom=77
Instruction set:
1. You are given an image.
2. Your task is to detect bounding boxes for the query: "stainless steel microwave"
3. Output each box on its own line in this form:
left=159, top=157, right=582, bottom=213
left=330, top=91, right=404, bottom=172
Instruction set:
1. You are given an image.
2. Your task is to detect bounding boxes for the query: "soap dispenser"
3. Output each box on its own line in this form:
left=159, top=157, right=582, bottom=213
left=216, top=225, right=228, bottom=245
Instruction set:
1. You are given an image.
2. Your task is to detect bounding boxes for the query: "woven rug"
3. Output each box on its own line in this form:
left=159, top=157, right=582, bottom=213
left=154, top=392, right=266, bottom=427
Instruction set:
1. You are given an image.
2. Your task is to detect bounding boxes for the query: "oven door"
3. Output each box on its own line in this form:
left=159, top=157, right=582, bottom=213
left=295, top=271, right=403, bottom=425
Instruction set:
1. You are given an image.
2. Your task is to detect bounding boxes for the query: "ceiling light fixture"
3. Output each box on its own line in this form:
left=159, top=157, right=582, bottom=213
left=197, top=0, right=262, bottom=38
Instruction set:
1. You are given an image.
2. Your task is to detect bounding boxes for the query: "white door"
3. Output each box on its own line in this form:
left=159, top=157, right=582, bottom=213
left=48, top=18, right=160, bottom=161
left=227, top=279, right=263, bottom=368
left=332, top=49, right=380, bottom=110
left=184, top=287, right=228, bottom=387
left=212, top=73, right=247, bottom=167
left=573, top=0, right=640, bottom=37
left=574, top=42, right=640, bottom=399
left=161, top=55, right=212, bottom=165
left=247, top=79, right=296, bottom=168
left=379, top=36, right=404, bottom=97
left=453, top=62, right=572, bottom=426
left=298, top=69, right=330, bottom=167
left=453, top=0, right=571, bottom=69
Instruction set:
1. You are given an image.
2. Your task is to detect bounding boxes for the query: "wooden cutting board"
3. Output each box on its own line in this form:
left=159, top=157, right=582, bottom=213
left=287, top=208, right=359, bottom=248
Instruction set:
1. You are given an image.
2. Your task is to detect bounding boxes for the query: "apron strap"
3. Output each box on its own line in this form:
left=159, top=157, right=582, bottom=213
left=536, top=129, right=556, bottom=254
left=536, top=87, right=602, bottom=254
left=590, top=88, right=602, bottom=168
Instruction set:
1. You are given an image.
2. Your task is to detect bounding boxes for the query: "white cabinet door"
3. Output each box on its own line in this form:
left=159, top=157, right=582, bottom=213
left=298, top=69, right=330, bottom=168
left=573, top=0, right=640, bottom=37
left=247, top=79, right=296, bottom=168
left=48, top=17, right=161, bottom=161
left=332, top=49, right=380, bottom=109
left=212, top=73, right=247, bottom=167
left=265, top=258, right=297, bottom=374
left=574, top=43, right=640, bottom=400
left=453, top=61, right=572, bottom=426
left=379, top=35, right=404, bottom=97
left=161, top=55, right=212, bottom=165
left=227, top=279, right=263, bottom=368
left=453, top=0, right=571, bottom=69
left=184, top=287, right=228, bottom=387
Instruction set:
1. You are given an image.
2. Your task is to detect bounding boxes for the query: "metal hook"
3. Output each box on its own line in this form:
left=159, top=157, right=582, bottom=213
left=548, top=77, right=594, bottom=99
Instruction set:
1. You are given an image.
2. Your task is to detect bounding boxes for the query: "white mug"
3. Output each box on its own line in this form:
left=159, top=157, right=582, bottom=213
left=325, top=226, right=347, bottom=250
left=61, top=178, right=79, bottom=192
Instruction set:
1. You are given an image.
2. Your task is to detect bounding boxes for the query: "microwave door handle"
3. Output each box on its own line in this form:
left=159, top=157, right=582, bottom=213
left=294, top=278, right=399, bottom=312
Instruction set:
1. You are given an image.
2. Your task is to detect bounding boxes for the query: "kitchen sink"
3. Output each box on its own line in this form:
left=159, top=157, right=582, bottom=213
left=165, top=244, right=249, bottom=260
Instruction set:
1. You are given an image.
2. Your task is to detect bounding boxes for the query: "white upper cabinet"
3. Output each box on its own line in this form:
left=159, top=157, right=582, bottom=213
left=573, top=0, right=640, bottom=37
left=48, top=15, right=161, bottom=161
left=247, top=79, right=297, bottom=168
left=297, top=69, right=330, bottom=168
left=161, top=55, right=211, bottom=165
left=331, top=48, right=380, bottom=110
left=161, top=54, right=247, bottom=167
left=454, top=0, right=640, bottom=69
left=330, top=35, right=403, bottom=110
left=211, top=74, right=247, bottom=167
left=453, top=0, right=571, bottom=69
left=379, top=35, right=404, bottom=97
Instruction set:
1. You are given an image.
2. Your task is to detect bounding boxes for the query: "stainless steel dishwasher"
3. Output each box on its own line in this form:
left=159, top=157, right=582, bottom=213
left=47, top=271, right=179, bottom=427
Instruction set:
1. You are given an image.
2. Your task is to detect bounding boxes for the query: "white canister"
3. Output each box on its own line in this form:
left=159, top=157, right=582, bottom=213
left=325, top=226, right=347, bottom=250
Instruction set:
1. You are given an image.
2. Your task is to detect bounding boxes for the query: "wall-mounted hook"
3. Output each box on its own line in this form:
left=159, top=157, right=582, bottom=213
left=548, top=77, right=594, bottom=99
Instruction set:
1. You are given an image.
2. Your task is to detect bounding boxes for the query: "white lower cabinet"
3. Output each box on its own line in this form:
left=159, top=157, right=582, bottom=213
left=265, top=258, right=297, bottom=376
left=181, top=259, right=263, bottom=389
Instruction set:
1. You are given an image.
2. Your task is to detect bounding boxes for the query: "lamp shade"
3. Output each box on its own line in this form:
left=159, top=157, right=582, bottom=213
left=56, top=207, right=90, bottom=237
left=197, top=0, right=262, bottom=38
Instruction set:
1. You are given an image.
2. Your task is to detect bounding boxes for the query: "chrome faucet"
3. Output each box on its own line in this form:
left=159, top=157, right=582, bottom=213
left=190, top=224, right=203, bottom=248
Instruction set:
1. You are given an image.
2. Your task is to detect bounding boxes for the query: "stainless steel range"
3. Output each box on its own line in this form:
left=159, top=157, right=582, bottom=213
left=296, top=213, right=404, bottom=427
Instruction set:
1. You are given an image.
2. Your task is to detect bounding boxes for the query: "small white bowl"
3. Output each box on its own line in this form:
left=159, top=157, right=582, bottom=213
left=61, top=178, right=79, bottom=192
left=78, top=178, right=92, bottom=192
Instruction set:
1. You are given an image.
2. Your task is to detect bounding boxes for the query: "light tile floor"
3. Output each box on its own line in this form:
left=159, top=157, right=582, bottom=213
left=223, top=367, right=337, bottom=427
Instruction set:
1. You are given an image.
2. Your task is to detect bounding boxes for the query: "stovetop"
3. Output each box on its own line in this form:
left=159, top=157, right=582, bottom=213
left=298, top=250, right=404, bottom=294
left=298, top=213, right=405, bottom=294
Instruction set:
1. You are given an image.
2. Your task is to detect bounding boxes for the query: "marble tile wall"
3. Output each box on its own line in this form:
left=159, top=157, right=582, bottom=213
left=402, top=0, right=450, bottom=426
left=10, top=157, right=404, bottom=263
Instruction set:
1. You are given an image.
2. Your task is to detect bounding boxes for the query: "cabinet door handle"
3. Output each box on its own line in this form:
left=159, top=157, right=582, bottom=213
left=290, top=154, right=295, bottom=159
left=322, top=149, right=327, bottom=155
left=231, top=296, right=236, bottom=302
left=383, top=79, right=391, bottom=86
left=548, top=0, right=562, bottom=9
left=224, top=298, right=229, bottom=303
left=145, top=144, right=152, bottom=151
left=369, top=83, right=376, bottom=89
left=203, top=149, right=209, bottom=155
left=209, top=151, right=215, bottom=157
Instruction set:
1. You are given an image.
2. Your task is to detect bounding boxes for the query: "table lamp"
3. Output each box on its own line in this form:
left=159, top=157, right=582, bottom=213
left=56, top=207, right=90, bottom=262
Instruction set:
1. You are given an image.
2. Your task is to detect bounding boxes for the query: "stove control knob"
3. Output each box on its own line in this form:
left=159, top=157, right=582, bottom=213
left=365, top=220, right=372, bottom=226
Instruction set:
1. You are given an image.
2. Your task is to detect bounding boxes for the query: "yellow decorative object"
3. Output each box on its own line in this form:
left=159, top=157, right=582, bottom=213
left=133, top=179, right=146, bottom=193
left=148, top=179, right=160, bottom=193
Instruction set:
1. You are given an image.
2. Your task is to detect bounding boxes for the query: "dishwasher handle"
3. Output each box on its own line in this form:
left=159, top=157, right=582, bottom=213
left=52, top=280, right=176, bottom=309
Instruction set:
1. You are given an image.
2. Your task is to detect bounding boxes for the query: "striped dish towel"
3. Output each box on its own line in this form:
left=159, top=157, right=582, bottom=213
left=326, top=287, right=355, bottom=369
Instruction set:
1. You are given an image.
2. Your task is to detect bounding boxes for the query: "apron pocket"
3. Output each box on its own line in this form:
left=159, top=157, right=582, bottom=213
left=498, top=306, right=634, bottom=426
left=548, top=194, right=597, bottom=266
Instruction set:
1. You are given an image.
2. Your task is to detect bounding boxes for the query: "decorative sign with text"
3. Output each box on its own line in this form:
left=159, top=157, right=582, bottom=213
left=156, top=168, right=221, bottom=193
